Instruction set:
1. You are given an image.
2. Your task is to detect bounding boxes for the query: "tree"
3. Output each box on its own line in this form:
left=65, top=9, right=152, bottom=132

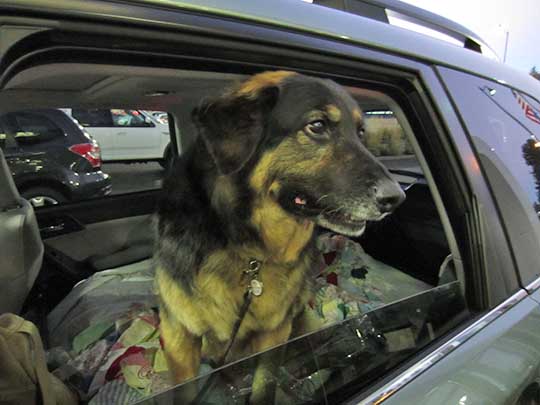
left=530, top=66, right=540, bottom=81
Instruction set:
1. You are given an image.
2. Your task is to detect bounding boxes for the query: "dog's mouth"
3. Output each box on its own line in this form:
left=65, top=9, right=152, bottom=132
left=279, top=189, right=372, bottom=237
left=317, top=211, right=367, bottom=237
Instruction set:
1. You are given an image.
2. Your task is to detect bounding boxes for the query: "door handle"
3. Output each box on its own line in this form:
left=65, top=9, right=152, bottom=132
left=40, top=222, right=65, bottom=233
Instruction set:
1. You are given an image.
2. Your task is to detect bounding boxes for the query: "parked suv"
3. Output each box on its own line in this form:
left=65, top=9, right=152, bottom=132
left=0, top=109, right=111, bottom=206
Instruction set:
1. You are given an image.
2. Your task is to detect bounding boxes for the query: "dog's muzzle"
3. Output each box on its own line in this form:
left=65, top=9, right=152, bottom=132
left=373, top=178, right=406, bottom=214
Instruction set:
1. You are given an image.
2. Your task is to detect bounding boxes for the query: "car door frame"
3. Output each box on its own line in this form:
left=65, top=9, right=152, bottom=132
left=0, top=2, right=529, bottom=402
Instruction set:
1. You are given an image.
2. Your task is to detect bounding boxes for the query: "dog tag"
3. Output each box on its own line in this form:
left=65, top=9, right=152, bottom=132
left=250, top=279, right=263, bottom=296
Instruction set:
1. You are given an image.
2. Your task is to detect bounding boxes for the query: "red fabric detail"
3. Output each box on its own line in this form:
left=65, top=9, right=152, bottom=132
left=105, top=346, right=144, bottom=381
left=139, top=312, right=159, bottom=328
left=159, top=335, right=165, bottom=349
left=326, top=272, right=338, bottom=286
left=110, top=341, right=125, bottom=351
left=323, top=251, right=337, bottom=266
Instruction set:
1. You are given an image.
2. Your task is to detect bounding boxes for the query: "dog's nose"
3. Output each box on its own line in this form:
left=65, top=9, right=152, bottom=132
left=374, top=180, right=405, bottom=213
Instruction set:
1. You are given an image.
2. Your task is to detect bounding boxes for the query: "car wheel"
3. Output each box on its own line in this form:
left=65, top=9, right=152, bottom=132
left=21, top=187, right=67, bottom=208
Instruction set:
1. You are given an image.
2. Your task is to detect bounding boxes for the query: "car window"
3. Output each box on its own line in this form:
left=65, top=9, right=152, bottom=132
left=440, top=67, right=540, bottom=286
left=72, top=109, right=114, bottom=127
left=111, top=109, right=153, bottom=127
left=12, top=70, right=469, bottom=405
left=8, top=112, right=64, bottom=144
left=364, top=110, right=414, bottom=157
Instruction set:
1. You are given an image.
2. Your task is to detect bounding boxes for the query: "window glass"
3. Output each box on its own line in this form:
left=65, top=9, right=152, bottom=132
left=10, top=112, right=64, bottom=144
left=72, top=109, right=113, bottom=127
left=440, top=67, right=540, bottom=284
left=364, top=110, right=414, bottom=157
left=140, top=281, right=466, bottom=404
left=111, top=109, right=153, bottom=127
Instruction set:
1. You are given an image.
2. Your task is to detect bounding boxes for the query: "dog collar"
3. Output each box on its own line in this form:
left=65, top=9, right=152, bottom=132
left=244, top=258, right=263, bottom=296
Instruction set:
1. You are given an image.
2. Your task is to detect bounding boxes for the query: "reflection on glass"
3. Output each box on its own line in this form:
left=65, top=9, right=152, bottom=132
left=138, top=282, right=466, bottom=404
left=522, top=139, right=540, bottom=215
left=478, top=85, right=540, bottom=218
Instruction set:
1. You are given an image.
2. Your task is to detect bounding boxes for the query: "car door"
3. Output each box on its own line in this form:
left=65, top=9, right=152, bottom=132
left=388, top=66, right=540, bottom=404
left=364, top=65, right=540, bottom=405
left=0, top=2, right=537, bottom=404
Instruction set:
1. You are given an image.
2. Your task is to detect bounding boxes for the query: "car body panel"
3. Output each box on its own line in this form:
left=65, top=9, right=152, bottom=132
left=3, top=0, right=540, bottom=97
left=377, top=293, right=540, bottom=405
left=4, top=152, right=109, bottom=199
left=0, top=109, right=111, bottom=201
left=531, top=280, right=540, bottom=303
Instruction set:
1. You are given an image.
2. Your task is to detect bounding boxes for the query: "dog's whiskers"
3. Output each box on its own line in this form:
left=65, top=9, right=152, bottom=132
left=316, top=194, right=330, bottom=204
left=323, top=205, right=347, bottom=216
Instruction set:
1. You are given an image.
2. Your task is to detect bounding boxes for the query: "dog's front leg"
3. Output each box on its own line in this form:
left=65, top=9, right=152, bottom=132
left=249, top=319, right=292, bottom=404
left=160, top=311, right=202, bottom=385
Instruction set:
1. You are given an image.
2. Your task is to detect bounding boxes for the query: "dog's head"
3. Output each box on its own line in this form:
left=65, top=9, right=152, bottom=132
left=193, top=71, right=405, bottom=237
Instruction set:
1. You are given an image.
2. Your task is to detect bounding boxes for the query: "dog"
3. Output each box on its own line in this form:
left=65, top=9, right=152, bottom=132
left=154, top=71, right=405, bottom=400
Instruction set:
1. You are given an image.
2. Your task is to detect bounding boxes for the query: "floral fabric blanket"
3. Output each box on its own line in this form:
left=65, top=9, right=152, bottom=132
left=46, top=233, right=430, bottom=404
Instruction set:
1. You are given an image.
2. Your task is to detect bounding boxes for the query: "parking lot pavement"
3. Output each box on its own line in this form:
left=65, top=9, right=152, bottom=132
left=102, top=162, right=164, bottom=195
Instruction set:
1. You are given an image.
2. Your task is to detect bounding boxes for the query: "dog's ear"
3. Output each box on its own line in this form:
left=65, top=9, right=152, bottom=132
left=193, top=72, right=293, bottom=174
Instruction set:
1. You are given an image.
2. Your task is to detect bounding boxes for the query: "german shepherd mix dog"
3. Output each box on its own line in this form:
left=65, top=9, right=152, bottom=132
left=154, top=71, right=405, bottom=400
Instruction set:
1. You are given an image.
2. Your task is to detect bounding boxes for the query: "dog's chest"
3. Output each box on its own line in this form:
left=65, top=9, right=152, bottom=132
left=198, top=256, right=312, bottom=342
left=242, top=261, right=310, bottom=330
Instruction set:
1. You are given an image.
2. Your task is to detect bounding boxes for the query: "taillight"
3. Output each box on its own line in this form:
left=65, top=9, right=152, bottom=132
left=69, top=142, right=102, bottom=168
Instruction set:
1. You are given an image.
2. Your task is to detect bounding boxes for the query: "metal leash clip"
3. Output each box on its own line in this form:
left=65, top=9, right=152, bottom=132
left=245, top=259, right=263, bottom=296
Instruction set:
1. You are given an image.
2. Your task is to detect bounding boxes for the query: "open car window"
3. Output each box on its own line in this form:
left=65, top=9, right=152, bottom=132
left=3, top=65, right=469, bottom=405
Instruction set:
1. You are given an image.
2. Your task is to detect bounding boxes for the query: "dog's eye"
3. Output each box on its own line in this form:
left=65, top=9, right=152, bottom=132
left=305, top=120, right=327, bottom=137
left=357, top=126, right=365, bottom=139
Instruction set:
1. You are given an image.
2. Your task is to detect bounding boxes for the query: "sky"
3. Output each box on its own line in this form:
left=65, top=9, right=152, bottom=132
left=399, top=0, right=540, bottom=74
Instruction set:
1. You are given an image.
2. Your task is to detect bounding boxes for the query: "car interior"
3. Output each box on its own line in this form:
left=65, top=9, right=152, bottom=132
left=0, top=62, right=466, bottom=402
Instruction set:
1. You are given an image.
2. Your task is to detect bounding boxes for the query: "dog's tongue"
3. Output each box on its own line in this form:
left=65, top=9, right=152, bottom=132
left=294, top=196, right=307, bottom=206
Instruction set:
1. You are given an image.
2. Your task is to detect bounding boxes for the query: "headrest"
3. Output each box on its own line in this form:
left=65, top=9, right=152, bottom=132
left=0, top=148, right=21, bottom=210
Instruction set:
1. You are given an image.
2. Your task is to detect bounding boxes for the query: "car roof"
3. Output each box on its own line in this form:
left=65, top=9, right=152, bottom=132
left=127, top=0, right=540, bottom=94
left=4, top=0, right=540, bottom=96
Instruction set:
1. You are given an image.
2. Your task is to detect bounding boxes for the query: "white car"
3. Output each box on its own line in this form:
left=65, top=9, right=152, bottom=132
left=61, top=108, right=172, bottom=167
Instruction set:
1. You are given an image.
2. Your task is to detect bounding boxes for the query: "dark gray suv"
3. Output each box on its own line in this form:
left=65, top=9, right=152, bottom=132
left=1, top=109, right=111, bottom=207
